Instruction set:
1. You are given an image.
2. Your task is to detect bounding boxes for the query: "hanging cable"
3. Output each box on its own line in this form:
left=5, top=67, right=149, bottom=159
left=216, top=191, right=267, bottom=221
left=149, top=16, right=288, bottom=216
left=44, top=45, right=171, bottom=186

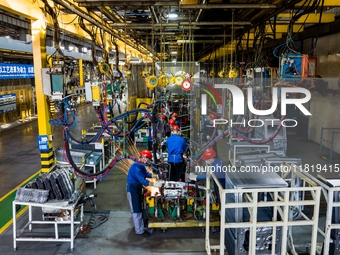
left=78, top=17, right=98, bottom=66
left=307, top=0, right=324, bottom=54
left=42, top=0, right=64, bottom=62
left=230, top=10, right=234, bottom=68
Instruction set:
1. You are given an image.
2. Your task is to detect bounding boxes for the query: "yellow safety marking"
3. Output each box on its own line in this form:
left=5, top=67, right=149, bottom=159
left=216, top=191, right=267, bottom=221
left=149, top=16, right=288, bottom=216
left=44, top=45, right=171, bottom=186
left=0, top=170, right=41, bottom=202
left=148, top=219, right=220, bottom=228
left=0, top=207, right=28, bottom=234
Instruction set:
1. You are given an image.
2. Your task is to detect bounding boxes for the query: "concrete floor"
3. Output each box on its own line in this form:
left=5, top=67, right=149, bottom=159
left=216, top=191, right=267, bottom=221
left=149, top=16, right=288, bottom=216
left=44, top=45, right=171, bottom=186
left=0, top=104, right=338, bottom=254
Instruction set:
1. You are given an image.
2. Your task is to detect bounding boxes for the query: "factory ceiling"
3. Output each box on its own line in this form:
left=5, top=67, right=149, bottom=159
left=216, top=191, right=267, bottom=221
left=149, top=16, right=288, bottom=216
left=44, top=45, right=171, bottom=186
left=1, top=0, right=340, bottom=64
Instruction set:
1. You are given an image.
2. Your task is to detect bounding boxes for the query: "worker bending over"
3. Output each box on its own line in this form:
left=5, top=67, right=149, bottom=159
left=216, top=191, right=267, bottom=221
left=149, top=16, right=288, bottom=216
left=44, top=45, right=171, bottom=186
left=126, top=150, right=154, bottom=236
left=166, top=125, right=187, bottom=181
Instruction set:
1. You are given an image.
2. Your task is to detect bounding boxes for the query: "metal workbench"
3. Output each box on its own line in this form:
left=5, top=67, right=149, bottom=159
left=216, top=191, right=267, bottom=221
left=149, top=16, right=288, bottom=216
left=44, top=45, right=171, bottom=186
left=12, top=198, right=84, bottom=251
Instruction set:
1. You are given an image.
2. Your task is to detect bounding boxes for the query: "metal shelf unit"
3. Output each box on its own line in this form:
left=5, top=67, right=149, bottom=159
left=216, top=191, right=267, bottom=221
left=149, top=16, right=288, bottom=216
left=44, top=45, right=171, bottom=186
left=204, top=169, right=321, bottom=255
left=12, top=199, right=84, bottom=252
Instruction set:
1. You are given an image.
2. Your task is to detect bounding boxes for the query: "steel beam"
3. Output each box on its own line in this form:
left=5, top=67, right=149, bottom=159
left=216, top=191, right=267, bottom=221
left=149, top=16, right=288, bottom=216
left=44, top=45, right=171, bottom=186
left=276, top=13, right=335, bottom=24
left=179, top=4, right=276, bottom=9
left=110, top=21, right=251, bottom=26
left=295, top=0, right=340, bottom=7
left=266, top=24, right=304, bottom=33
left=75, top=0, right=175, bottom=2
left=177, top=39, right=223, bottom=43
left=77, top=1, right=179, bottom=7
left=263, top=18, right=340, bottom=50
left=243, top=32, right=282, bottom=40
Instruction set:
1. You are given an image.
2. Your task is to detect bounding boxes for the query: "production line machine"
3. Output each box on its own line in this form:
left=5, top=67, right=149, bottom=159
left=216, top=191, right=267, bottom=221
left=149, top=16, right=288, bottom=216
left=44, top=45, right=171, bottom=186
left=144, top=180, right=220, bottom=229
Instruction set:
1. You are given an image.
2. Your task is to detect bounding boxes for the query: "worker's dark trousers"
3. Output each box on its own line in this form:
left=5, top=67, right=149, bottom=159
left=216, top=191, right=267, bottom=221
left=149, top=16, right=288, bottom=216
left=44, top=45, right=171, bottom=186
left=127, top=192, right=144, bottom=234
left=169, top=161, right=185, bottom=181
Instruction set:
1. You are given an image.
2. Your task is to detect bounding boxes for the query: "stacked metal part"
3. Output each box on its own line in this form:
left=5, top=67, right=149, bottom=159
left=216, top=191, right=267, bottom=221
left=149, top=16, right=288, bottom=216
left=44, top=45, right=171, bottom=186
left=16, top=167, right=75, bottom=203
left=31, top=189, right=50, bottom=203
left=52, top=168, right=74, bottom=200
left=15, top=188, right=33, bottom=202
left=15, top=187, right=49, bottom=203
left=224, top=171, right=287, bottom=255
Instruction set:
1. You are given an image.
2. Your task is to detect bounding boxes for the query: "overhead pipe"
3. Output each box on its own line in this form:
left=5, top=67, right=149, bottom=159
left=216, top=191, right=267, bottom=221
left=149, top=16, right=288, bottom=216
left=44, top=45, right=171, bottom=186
left=149, top=6, right=160, bottom=24
left=180, top=21, right=250, bottom=26
left=156, top=34, right=232, bottom=38
left=116, top=26, right=243, bottom=31
left=111, top=23, right=178, bottom=27
left=177, top=40, right=223, bottom=43
left=78, top=1, right=179, bottom=7
left=99, top=7, right=122, bottom=23
left=75, top=0, right=176, bottom=2
left=135, top=32, right=176, bottom=35
left=195, top=9, right=203, bottom=22
left=180, top=4, right=277, bottom=9
left=52, top=0, right=155, bottom=56
left=191, top=34, right=231, bottom=38
left=193, top=0, right=207, bottom=22
left=110, top=21, right=251, bottom=26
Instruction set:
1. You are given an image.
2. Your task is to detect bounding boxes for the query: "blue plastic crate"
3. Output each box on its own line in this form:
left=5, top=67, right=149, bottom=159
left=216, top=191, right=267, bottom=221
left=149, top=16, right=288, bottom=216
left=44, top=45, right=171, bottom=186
left=279, top=53, right=303, bottom=81
left=86, top=151, right=102, bottom=165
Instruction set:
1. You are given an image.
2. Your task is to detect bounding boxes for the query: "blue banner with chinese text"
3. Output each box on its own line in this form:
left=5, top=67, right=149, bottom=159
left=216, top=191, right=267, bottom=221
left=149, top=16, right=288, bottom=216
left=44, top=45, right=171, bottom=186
left=0, top=64, right=34, bottom=79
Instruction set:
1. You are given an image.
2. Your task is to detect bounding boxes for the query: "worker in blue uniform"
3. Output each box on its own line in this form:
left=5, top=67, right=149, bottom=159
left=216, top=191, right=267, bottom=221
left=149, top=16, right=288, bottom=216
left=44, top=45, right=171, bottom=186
left=197, top=148, right=224, bottom=234
left=166, top=125, right=187, bottom=181
left=126, top=150, right=154, bottom=236
left=197, top=148, right=224, bottom=202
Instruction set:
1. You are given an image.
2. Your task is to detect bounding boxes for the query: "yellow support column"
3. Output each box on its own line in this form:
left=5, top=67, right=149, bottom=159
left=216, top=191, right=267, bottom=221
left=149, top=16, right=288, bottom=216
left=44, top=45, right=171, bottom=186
left=79, top=59, right=83, bottom=87
left=32, top=19, right=54, bottom=173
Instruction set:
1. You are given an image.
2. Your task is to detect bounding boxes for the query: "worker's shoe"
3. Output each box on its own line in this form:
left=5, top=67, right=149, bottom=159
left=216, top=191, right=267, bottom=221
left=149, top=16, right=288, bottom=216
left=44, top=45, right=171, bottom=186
left=211, top=226, right=220, bottom=235
left=136, top=231, right=151, bottom=237
left=146, top=228, right=154, bottom=235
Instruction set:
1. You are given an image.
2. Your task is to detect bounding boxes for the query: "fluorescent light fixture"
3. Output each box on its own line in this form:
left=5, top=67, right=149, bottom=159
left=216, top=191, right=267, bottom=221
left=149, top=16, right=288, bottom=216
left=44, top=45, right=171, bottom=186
left=171, top=51, right=177, bottom=55
left=82, top=47, right=88, bottom=53
left=168, top=13, right=178, bottom=19
left=172, top=59, right=177, bottom=63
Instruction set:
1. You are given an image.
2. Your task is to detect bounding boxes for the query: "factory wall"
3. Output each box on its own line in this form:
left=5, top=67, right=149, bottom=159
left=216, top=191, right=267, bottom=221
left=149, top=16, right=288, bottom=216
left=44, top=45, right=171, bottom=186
left=309, top=33, right=340, bottom=154
left=309, top=93, right=340, bottom=154
left=316, top=33, right=340, bottom=80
